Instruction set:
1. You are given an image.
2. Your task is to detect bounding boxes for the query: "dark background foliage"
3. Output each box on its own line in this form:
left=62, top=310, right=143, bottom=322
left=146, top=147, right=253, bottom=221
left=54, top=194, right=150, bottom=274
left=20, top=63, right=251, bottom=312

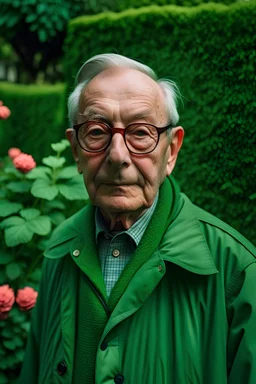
left=63, top=2, right=256, bottom=243
left=0, top=82, right=67, bottom=161
left=0, top=0, right=243, bottom=83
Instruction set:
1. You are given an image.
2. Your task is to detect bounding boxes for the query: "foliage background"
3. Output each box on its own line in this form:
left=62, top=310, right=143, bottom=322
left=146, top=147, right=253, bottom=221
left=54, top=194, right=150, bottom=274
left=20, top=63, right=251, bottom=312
left=0, top=141, right=87, bottom=383
left=0, top=82, right=67, bottom=162
left=63, top=1, right=256, bottom=245
left=0, top=0, right=244, bottom=82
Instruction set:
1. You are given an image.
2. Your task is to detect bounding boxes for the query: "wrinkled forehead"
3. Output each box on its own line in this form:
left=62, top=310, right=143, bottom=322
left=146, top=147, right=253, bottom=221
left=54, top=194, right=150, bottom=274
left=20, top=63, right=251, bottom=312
left=79, top=67, right=165, bottom=108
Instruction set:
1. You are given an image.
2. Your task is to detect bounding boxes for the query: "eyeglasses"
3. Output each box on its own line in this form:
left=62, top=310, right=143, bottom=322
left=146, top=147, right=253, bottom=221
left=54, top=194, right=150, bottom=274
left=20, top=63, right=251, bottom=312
left=73, top=121, right=174, bottom=155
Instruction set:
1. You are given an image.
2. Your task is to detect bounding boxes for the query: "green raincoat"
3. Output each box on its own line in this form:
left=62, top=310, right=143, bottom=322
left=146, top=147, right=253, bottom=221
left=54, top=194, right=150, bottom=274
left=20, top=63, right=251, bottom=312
left=18, top=178, right=256, bottom=384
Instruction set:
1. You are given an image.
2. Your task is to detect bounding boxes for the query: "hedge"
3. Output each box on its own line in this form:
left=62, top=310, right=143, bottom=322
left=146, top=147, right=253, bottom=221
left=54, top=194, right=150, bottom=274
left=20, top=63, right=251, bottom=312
left=63, top=2, right=256, bottom=244
left=81, top=0, right=238, bottom=15
left=0, top=82, right=67, bottom=162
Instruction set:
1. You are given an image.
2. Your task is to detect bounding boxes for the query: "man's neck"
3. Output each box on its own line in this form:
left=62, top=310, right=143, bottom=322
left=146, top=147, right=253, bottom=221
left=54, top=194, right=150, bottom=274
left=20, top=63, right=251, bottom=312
left=99, top=209, right=147, bottom=231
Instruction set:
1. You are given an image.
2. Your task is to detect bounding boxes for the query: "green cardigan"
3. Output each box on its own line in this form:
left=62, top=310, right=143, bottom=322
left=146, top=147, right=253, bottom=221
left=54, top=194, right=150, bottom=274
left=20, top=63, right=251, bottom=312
left=17, top=176, right=256, bottom=384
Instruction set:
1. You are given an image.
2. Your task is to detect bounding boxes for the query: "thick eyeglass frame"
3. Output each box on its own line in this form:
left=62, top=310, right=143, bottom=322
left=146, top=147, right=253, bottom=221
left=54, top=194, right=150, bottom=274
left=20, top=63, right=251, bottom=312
left=72, top=120, right=174, bottom=155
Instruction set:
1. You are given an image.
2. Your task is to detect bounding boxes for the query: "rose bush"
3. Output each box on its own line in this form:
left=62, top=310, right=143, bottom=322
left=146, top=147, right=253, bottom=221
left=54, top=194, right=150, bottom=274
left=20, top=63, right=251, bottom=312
left=0, top=139, right=88, bottom=383
left=0, top=284, right=15, bottom=320
left=16, top=287, right=38, bottom=311
left=0, top=101, right=11, bottom=120
left=8, top=148, right=21, bottom=160
left=12, top=153, right=36, bottom=173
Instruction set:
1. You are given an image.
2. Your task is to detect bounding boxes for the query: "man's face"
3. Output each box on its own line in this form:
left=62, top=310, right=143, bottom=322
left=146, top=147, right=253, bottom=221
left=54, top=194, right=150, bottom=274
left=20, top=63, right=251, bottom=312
left=67, top=67, right=183, bottom=229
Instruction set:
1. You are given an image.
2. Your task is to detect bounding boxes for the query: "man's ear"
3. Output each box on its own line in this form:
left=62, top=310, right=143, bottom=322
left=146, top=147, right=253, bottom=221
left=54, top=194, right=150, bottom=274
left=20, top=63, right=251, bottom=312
left=166, top=126, right=184, bottom=176
left=65, top=128, right=82, bottom=174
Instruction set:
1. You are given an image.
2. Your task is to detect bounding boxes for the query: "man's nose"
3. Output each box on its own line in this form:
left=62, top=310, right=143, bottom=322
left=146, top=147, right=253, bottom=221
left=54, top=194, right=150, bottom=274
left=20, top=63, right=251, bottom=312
left=106, top=132, right=131, bottom=167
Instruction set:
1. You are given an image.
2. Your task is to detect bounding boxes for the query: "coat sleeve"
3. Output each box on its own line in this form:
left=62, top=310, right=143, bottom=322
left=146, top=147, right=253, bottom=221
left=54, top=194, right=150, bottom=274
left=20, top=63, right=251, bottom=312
left=227, top=261, right=256, bottom=384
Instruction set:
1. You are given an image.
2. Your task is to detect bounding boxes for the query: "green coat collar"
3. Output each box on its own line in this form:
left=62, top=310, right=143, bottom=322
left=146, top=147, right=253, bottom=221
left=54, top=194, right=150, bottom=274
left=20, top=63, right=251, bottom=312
left=44, top=180, right=218, bottom=276
left=159, top=193, right=218, bottom=275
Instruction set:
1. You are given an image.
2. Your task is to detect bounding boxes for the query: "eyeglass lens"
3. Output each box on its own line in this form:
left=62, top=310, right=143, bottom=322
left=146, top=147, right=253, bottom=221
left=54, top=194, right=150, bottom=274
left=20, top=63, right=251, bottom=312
left=78, top=122, right=159, bottom=153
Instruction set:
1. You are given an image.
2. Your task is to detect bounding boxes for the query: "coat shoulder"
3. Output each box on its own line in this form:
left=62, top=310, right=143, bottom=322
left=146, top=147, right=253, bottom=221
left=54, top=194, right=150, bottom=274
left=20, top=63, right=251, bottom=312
left=44, top=204, right=94, bottom=259
left=192, top=202, right=256, bottom=258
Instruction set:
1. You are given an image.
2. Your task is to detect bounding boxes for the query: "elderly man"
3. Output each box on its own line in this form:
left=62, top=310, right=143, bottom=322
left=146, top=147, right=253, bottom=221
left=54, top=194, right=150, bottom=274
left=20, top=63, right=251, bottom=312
left=18, top=53, right=256, bottom=384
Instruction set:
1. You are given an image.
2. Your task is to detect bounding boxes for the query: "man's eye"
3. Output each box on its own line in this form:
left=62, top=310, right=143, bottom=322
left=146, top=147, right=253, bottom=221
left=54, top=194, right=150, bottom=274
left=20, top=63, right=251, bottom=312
left=135, top=129, right=148, bottom=136
left=132, top=128, right=151, bottom=138
left=88, top=128, right=105, bottom=136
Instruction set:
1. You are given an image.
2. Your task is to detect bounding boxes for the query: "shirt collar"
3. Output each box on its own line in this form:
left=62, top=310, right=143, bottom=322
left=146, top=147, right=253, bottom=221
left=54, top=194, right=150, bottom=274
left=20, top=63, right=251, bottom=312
left=95, top=193, right=159, bottom=246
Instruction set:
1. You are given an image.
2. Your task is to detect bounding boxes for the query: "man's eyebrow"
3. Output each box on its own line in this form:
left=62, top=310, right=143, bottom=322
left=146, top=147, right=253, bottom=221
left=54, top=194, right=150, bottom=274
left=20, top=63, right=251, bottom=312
left=126, top=110, right=154, bottom=124
left=79, top=110, right=108, bottom=122
left=130, top=111, right=152, bottom=120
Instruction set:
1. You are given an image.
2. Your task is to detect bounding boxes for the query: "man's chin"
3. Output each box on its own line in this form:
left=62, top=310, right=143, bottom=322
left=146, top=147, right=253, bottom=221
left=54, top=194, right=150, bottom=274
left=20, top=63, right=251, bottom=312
left=95, top=196, right=142, bottom=214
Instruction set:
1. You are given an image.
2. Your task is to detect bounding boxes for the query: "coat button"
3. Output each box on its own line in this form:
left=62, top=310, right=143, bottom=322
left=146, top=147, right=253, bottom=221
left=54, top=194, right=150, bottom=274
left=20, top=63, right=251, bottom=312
left=100, top=341, right=108, bottom=351
left=114, top=374, right=124, bottom=384
left=57, top=361, right=67, bottom=375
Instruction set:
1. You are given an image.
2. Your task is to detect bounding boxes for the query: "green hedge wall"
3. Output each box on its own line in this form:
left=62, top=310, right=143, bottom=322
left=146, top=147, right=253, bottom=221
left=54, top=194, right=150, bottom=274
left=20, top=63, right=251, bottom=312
left=0, top=82, right=67, bottom=162
left=63, top=2, right=256, bottom=244
left=81, top=0, right=238, bottom=14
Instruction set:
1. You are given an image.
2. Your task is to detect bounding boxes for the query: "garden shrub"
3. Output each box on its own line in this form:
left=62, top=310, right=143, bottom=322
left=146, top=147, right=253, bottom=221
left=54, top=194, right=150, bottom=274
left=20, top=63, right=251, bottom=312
left=81, top=0, right=241, bottom=15
left=0, top=82, right=67, bottom=162
left=0, top=140, right=88, bottom=383
left=63, top=1, right=256, bottom=244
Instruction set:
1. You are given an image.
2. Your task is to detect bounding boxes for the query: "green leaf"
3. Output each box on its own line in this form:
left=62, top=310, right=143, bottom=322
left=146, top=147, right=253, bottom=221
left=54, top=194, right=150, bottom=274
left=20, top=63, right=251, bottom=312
left=51, top=139, right=70, bottom=153
left=44, top=199, right=65, bottom=210
left=6, top=181, right=32, bottom=193
left=25, top=166, right=52, bottom=180
left=0, top=216, right=24, bottom=229
left=58, top=175, right=88, bottom=200
left=0, top=189, right=6, bottom=199
left=5, top=262, right=22, bottom=280
left=5, top=224, right=33, bottom=247
left=37, top=238, right=50, bottom=251
left=2, top=340, right=16, bottom=350
left=29, top=268, right=42, bottom=283
left=20, top=321, right=30, bottom=333
left=57, top=165, right=78, bottom=179
left=20, top=208, right=41, bottom=220
left=42, top=156, right=66, bottom=169
left=38, top=29, right=47, bottom=42
left=31, top=179, right=59, bottom=200
left=12, top=335, right=24, bottom=347
left=4, top=165, right=19, bottom=176
left=1, top=328, right=13, bottom=338
left=9, top=307, right=26, bottom=323
left=49, top=211, right=66, bottom=226
left=0, top=251, right=14, bottom=265
left=15, top=348, right=25, bottom=363
left=37, top=3, right=46, bottom=14
left=0, top=200, right=23, bottom=217
left=26, top=13, right=37, bottom=23
left=27, top=215, right=52, bottom=236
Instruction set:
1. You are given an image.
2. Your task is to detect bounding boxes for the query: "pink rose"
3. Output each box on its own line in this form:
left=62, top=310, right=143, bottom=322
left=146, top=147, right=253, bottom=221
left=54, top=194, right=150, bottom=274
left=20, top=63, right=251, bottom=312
left=16, top=287, right=38, bottom=311
left=13, top=153, right=36, bottom=173
left=0, top=285, right=15, bottom=320
left=8, top=147, right=22, bottom=160
left=0, top=105, right=11, bottom=120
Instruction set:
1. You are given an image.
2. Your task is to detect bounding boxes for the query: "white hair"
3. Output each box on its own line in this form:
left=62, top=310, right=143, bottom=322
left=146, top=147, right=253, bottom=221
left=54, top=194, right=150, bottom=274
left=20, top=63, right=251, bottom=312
left=68, top=53, right=180, bottom=127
